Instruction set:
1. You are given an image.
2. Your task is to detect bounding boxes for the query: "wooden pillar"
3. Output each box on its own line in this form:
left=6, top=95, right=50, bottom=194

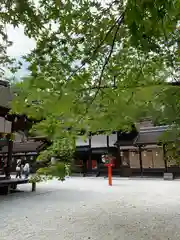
left=138, top=146, right=143, bottom=177
left=88, top=150, right=92, bottom=172
left=82, top=159, right=87, bottom=177
left=163, top=144, right=168, bottom=172
left=107, top=135, right=110, bottom=176
left=117, top=146, right=122, bottom=176
left=116, top=131, right=121, bottom=174
left=6, top=133, right=13, bottom=179
left=116, top=132, right=121, bottom=170
left=96, top=156, right=101, bottom=177
left=88, top=135, right=92, bottom=172
left=107, top=135, right=109, bottom=149
left=119, top=147, right=122, bottom=166
left=116, top=147, right=121, bottom=168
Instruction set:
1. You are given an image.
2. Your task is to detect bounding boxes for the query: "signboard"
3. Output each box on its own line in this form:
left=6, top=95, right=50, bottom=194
left=0, top=137, right=6, bottom=141
left=0, top=134, right=8, bottom=147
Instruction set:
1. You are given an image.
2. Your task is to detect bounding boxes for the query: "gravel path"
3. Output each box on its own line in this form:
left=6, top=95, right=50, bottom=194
left=0, top=177, right=180, bottom=240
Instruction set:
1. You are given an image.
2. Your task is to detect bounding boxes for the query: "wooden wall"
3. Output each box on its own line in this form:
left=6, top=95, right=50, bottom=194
left=122, top=148, right=165, bottom=169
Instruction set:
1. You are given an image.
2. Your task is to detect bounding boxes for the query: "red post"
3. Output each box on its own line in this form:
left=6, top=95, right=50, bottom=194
left=108, top=165, right=112, bottom=186
left=103, top=155, right=114, bottom=186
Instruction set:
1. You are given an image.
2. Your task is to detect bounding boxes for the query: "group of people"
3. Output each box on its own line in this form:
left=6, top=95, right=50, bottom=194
left=16, top=159, right=30, bottom=179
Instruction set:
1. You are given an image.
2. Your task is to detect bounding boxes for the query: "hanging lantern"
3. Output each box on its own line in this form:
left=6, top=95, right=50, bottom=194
left=102, top=155, right=106, bottom=163
left=102, top=154, right=109, bottom=164
left=102, top=154, right=111, bottom=164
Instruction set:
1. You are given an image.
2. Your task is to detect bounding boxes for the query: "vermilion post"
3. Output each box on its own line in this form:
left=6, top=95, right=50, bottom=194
left=108, top=165, right=112, bottom=186
left=103, top=156, right=114, bottom=186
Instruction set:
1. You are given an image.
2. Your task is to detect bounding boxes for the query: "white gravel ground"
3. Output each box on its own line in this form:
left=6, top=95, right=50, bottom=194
left=0, top=177, right=180, bottom=240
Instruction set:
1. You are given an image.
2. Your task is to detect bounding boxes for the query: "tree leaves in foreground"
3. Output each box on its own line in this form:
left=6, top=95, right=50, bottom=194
left=0, top=0, right=180, bottom=177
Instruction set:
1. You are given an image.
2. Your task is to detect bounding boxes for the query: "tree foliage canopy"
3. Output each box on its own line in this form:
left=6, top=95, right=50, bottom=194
left=0, top=0, right=180, bottom=165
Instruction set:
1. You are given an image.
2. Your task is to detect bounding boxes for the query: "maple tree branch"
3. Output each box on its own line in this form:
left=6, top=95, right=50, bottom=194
left=78, top=80, right=179, bottom=95
left=86, top=14, right=125, bottom=108
left=126, top=53, right=149, bottom=105
left=67, top=12, right=124, bottom=81
left=161, top=19, right=178, bottom=82
left=75, top=14, right=125, bottom=124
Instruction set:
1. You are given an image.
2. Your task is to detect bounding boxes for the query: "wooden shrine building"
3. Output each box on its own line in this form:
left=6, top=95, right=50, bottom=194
left=0, top=80, right=46, bottom=178
left=75, top=120, right=180, bottom=178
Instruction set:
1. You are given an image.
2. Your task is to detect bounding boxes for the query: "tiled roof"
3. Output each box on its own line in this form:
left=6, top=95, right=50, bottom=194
left=0, top=141, right=44, bottom=153
left=115, top=129, right=138, bottom=146
left=0, top=80, right=9, bottom=87
left=115, top=139, right=136, bottom=146
left=115, top=125, right=175, bottom=146
left=134, top=125, right=170, bottom=145
left=139, top=125, right=169, bottom=131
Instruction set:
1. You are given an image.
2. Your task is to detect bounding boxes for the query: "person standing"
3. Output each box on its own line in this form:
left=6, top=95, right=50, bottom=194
left=16, top=159, right=22, bottom=179
left=23, top=162, right=30, bottom=179
left=3, top=157, right=12, bottom=179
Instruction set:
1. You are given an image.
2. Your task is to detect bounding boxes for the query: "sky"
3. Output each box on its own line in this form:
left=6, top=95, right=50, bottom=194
left=7, top=25, right=35, bottom=57
left=6, top=25, right=36, bottom=80
left=5, top=0, right=112, bottom=80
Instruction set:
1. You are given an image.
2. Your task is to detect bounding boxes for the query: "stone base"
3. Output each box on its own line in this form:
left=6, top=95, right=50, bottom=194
left=120, top=167, right=132, bottom=177
left=11, top=184, right=17, bottom=190
left=164, top=172, right=174, bottom=180
left=0, top=186, right=10, bottom=195
left=32, top=182, right=36, bottom=192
